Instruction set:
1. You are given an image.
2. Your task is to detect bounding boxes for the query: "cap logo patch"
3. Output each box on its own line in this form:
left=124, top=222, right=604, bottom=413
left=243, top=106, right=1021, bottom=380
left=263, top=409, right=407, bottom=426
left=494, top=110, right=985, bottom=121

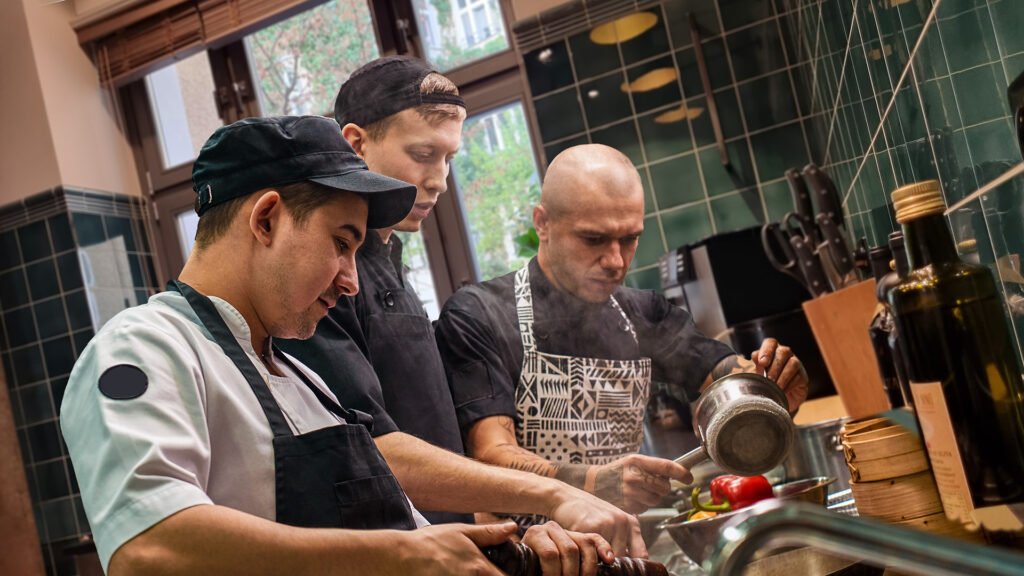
left=98, top=364, right=149, bottom=400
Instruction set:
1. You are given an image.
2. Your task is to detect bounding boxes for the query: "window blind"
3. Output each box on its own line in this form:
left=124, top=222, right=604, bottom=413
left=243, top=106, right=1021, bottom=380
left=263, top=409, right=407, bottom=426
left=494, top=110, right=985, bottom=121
left=75, top=0, right=327, bottom=86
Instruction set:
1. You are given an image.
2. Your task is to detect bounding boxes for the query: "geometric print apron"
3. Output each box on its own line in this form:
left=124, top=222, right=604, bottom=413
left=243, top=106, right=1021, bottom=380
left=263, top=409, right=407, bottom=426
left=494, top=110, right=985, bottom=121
left=510, top=265, right=651, bottom=528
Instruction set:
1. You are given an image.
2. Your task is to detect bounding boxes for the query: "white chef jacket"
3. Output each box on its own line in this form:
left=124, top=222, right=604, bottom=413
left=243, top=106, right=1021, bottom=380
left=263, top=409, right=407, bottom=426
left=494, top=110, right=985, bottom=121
left=59, top=291, right=427, bottom=571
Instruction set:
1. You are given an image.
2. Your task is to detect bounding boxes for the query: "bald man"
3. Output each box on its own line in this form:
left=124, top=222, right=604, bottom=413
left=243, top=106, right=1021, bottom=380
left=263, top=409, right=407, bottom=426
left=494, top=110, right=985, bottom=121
left=435, top=145, right=808, bottom=525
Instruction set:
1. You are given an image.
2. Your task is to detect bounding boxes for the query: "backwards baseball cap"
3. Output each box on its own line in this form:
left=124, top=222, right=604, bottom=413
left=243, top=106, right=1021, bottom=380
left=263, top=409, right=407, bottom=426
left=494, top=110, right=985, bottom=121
left=191, top=115, right=416, bottom=229
left=334, top=56, right=466, bottom=128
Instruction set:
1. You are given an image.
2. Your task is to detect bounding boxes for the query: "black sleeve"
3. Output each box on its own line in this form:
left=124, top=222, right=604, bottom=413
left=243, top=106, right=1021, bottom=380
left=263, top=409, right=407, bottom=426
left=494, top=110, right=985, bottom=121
left=435, top=293, right=517, bottom=432
left=276, top=298, right=398, bottom=436
left=635, top=290, right=737, bottom=401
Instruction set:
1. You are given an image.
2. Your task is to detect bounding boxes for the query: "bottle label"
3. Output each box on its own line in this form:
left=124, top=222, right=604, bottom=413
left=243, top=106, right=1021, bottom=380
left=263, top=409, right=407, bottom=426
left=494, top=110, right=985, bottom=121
left=909, top=380, right=976, bottom=528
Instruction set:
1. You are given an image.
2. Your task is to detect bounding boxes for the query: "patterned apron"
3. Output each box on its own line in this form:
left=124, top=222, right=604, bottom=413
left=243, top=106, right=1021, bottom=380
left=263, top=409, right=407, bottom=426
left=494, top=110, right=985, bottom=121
left=511, top=265, right=651, bottom=528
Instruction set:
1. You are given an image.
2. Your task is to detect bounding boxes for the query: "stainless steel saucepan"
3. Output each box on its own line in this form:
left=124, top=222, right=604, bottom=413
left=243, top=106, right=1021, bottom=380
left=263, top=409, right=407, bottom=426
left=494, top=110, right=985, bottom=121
left=674, top=373, right=794, bottom=476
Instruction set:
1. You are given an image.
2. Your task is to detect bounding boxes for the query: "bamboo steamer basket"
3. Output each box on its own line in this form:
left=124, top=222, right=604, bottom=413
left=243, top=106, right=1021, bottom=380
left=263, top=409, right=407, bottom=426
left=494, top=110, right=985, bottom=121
left=848, top=470, right=942, bottom=521
left=841, top=420, right=929, bottom=482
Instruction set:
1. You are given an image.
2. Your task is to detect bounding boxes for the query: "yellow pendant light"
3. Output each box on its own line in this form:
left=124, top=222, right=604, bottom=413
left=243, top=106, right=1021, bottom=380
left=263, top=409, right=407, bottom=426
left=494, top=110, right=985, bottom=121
left=590, top=12, right=659, bottom=45
left=620, top=67, right=678, bottom=93
left=654, top=105, right=705, bottom=124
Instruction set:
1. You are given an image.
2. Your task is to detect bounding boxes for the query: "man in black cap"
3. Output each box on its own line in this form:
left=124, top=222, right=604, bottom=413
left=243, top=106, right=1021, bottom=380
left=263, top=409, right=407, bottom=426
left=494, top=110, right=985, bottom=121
left=278, top=57, right=647, bottom=552
left=60, top=116, right=616, bottom=576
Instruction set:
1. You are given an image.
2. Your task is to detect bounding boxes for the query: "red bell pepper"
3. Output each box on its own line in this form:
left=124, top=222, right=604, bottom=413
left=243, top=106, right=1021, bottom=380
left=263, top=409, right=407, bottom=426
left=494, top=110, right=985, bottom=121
left=709, top=475, right=774, bottom=510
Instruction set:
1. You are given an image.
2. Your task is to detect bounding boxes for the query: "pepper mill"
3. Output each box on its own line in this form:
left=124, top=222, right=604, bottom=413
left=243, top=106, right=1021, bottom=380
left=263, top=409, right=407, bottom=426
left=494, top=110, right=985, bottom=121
left=482, top=541, right=668, bottom=576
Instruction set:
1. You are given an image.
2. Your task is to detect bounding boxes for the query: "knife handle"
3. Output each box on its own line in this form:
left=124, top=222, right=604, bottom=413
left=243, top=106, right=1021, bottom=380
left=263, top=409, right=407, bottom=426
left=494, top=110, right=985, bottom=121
left=802, top=163, right=843, bottom=226
left=790, top=234, right=831, bottom=297
left=785, top=168, right=814, bottom=222
left=816, top=212, right=856, bottom=278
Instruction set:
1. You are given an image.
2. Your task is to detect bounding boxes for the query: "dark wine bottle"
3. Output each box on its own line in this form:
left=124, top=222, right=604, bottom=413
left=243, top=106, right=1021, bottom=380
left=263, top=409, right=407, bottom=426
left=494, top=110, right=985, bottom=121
left=482, top=541, right=667, bottom=576
left=887, top=231, right=913, bottom=406
left=868, top=244, right=906, bottom=408
left=888, top=180, right=1024, bottom=532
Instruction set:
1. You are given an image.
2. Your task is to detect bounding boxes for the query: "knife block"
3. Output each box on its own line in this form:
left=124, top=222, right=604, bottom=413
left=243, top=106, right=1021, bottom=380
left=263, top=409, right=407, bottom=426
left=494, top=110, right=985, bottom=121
left=801, top=279, right=890, bottom=419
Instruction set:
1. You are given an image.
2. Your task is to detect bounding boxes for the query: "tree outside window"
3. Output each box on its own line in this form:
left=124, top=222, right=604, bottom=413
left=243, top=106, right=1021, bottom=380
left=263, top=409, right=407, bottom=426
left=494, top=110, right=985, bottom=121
left=412, top=0, right=509, bottom=71
left=246, top=0, right=379, bottom=116
left=452, top=103, right=540, bottom=281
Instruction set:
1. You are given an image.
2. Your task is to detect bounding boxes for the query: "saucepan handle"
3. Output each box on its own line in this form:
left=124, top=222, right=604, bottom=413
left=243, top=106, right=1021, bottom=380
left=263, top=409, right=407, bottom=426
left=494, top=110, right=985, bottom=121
left=674, top=446, right=709, bottom=470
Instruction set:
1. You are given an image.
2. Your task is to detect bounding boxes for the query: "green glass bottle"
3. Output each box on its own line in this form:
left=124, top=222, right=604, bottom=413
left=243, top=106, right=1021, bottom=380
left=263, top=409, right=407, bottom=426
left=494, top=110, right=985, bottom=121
left=888, top=180, right=1024, bottom=532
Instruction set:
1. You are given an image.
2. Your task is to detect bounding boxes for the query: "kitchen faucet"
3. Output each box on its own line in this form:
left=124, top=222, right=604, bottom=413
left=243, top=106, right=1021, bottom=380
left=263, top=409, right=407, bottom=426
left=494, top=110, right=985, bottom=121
left=704, top=500, right=1024, bottom=576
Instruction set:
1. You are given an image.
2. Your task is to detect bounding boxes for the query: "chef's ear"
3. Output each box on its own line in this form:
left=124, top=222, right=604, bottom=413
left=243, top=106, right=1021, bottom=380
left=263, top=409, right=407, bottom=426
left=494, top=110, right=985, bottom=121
left=533, top=205, right=550, bottom=242
left=250, top=190, right=284, bottom=246
left=341, top=123, right=369, bottom=158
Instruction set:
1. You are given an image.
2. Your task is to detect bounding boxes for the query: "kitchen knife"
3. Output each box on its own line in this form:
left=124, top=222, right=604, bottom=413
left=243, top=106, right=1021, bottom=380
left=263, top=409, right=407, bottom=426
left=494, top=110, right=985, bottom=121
left=803, top=163, right=844, bottom=229
left=786, top=168, right=815, bottom=222
left=816, top=212, right=860, bottom=287
left=790, top=234, right=831, bottom=297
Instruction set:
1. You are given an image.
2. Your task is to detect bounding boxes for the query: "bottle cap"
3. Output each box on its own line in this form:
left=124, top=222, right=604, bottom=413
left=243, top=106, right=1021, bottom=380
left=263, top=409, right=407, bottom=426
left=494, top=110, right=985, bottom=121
left=891, top=180, right=947, bottom=223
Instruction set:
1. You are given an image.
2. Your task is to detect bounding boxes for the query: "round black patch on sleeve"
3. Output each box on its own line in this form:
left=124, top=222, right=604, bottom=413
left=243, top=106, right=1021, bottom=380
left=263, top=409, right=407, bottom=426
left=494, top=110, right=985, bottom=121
left=98, top=365, right=149, bottom=400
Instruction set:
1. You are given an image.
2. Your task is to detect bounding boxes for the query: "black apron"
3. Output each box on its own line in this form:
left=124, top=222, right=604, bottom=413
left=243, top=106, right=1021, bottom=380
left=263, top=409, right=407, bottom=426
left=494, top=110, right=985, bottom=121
left=170, top=280, right=416, bottom=530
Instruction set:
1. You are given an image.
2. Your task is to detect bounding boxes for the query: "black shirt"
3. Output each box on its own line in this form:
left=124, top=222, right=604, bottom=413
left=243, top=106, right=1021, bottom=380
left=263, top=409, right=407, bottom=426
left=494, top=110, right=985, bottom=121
left=435, top=258, right=736, bottom=432
left=279, top=232, right=470, bottom=525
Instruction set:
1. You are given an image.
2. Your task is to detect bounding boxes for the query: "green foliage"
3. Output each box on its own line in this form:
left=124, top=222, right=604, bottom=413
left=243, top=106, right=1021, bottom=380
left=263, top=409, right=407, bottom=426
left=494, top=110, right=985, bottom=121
left=456, top=104, right=540, bottom=280
left=247, top=0, right=379, bottom=116
left=514, top=227, right=539, bottom=258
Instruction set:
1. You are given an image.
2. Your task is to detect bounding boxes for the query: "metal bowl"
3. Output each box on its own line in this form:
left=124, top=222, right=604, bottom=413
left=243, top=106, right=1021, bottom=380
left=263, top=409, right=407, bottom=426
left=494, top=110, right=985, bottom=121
left=658, top=476, right=835, bottom=566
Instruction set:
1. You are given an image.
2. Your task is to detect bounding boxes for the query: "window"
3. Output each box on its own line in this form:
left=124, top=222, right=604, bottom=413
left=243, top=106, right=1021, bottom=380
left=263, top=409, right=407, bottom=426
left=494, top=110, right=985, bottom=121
left=144, top=51, right=223, bottom=170
left=396, top=231, right=440, bottom=319
left=412, top=0, right=509, bottom=71
left=451, top=102, right=541, bottom=281
left=245, top=0, right=380, bottom=116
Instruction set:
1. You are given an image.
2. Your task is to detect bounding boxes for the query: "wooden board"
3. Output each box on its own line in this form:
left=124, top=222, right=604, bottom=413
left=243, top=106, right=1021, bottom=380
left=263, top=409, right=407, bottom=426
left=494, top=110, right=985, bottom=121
left=802, top=279, right=891, bottom=419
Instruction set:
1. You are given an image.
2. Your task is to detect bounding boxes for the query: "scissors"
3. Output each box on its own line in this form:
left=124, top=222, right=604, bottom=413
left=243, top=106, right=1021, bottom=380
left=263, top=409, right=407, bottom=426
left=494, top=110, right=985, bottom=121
left=762, top=214, right=805, bottom=286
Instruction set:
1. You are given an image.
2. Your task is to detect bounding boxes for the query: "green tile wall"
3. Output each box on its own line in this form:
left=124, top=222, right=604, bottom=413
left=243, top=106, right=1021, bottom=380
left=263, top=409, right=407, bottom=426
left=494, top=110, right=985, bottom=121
left=776, top=0, right=1024, bottom=363
left=521, top=0, right=825, bottom=290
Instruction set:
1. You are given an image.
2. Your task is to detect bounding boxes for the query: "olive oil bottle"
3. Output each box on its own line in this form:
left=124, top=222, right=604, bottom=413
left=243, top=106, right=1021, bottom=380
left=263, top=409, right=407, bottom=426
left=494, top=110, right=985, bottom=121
left=888, top=180, right=1024, bottom=532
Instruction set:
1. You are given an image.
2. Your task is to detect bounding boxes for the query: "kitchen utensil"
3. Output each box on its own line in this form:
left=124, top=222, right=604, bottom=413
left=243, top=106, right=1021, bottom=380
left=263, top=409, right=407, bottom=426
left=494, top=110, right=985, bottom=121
left=815, top=212, right=859, bottom=288
left=782, top=417, right=852, bottom=496
left=789, top=234, right=830, bottom=297
left=802, top=164, right=844, bottom=229
left=785, top=168, right=818, bottom=240
left=659, top=477, right=835, bottom=566
left=674, top=373, right=795, bottom=476
left=761, top=221, right=805, bottom=288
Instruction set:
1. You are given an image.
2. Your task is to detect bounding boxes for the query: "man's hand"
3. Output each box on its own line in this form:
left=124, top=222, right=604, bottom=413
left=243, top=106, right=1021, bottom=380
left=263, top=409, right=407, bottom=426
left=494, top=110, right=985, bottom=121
left=522, top=521, right=614, bottom=576
left=585, top=454, right=692, bottom=514
left=751, top=338, right=808, bottom=412
left=398, top=522, right=517, bottom=576
left=545, top=490, right=648, bottom=558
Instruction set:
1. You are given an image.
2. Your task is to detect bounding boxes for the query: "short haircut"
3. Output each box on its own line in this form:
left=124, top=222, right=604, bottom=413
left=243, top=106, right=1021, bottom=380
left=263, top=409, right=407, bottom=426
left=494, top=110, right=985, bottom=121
left=363, top=72, right=464, bottom=141
left=193, top=181, right=340, bottom=250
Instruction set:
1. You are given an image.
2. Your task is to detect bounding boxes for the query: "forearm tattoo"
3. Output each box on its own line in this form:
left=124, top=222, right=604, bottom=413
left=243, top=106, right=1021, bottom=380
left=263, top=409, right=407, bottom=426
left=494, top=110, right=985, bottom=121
left=710, top=355, right=747, bottom=380
left=594, top=465, right=624, bottom=507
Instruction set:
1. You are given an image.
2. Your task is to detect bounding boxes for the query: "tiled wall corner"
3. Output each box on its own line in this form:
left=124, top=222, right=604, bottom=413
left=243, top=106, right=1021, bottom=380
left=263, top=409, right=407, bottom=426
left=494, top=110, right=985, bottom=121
left=0, top=187, right=159, bottom=576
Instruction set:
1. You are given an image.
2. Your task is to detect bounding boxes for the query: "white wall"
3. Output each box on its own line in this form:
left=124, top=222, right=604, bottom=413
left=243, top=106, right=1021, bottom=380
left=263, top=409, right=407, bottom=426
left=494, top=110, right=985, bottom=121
left=0, top=0, right=61, bottom=203
left=23, top=0, right=141, bottom=198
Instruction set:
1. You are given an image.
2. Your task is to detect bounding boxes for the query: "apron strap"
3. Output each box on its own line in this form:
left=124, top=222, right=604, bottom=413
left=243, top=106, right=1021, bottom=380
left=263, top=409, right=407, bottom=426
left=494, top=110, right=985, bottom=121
left=608, top=295, right=639, bottom=346
left=513, top=266, right=537, bottom=353
left=514, top=265, right=641, bottom=350
left=168, top=280, right=292, bottom=437
left=273, top=350, right=369, bottom=430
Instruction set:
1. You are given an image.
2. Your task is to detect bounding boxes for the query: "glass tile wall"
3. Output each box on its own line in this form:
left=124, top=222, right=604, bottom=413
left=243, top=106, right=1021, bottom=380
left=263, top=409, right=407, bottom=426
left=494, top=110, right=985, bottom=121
left=519, top=0, right=826, bottom=291
left=0, top=187, right=160, bottom=576
left=776, top=0, right=1024, bottom=363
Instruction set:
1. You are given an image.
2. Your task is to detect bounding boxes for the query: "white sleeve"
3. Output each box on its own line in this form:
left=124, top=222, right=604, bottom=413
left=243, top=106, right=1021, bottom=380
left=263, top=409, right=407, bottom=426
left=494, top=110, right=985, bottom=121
left=60, top=320, right=214, bottom=571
